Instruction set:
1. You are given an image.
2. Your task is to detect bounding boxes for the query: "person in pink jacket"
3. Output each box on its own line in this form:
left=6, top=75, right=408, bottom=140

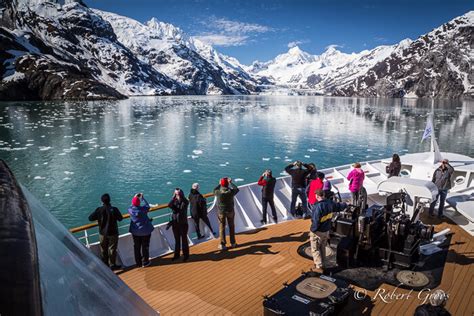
left=347, top=162, right=365, bottom=205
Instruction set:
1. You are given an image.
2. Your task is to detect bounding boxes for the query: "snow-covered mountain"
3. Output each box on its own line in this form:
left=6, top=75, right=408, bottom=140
left=0, top=0, right=257, bottom=100
left=249, top=12, right=473, bottom=98
left=94, top=10, right=257, bottom=95
left=0, top=0, right=472, bottom=100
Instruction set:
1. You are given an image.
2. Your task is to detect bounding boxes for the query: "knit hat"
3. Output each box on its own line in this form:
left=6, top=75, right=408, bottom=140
left=220, top=177, right=229, bottom=187
left=132, top=196, right=140, bottom=207
left=192, top=183, right=199, bottom=189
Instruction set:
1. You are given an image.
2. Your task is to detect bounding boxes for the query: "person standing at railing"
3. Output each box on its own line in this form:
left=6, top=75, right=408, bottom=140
left=285, top=161, right=311, bottom=218
left=88, top=193, right=123, bottom=270
left=307, top=172, right=324, bottom=210
left=128, top=193, right=154, bottom=268
left=168, top=188, right=190, bottom=262
left=189, top=183, right=216, bottom=239
left=347, top=162, right=365, bottom=205
left=214, top=177, right=239, bottom=250
left=429, top=159, right=454, bottom=219
left=257, top=169, right=277, bottom=224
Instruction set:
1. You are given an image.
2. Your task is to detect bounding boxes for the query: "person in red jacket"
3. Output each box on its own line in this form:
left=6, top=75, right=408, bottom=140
left=307, top=172, right=324, bottom=209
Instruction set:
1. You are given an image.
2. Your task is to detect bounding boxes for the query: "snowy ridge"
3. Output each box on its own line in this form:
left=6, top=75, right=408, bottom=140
left=249, top=11, right=473, bottom=98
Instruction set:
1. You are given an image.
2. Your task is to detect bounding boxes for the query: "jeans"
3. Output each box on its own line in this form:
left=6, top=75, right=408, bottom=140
left=218, top=211, right=236, bottom=245
left=262, top=197, right=277, bottom=222
left=290, top=187, right=308, bottom=216
left=429, top=189, right=448, bottom=216
left=132, top=234, right=151, bottom=266
left=99, top=234, right=118, bottom=266
left=172, top=222, right=189, bottom=258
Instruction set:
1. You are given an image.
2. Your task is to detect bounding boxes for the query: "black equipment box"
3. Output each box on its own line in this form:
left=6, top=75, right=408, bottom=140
left=263, top=271, right=351, bottom=316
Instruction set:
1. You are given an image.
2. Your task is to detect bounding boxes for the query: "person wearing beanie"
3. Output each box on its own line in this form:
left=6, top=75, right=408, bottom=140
left=128, top=193, right=154, bottom=267
left=88, top=193, right=123, bottom=270
left=168, top=188, right=190, bottom=261
left=189, top=183, right=215, bottom=239
left=213, top=177, right=240, bottom=250
left=257, top=169, right=277, bottom=224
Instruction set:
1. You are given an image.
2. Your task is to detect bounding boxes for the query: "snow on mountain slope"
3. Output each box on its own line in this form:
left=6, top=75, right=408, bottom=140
left=95, top=9, right=258, bottom=95
left=249, top=11, right=473, bottom=98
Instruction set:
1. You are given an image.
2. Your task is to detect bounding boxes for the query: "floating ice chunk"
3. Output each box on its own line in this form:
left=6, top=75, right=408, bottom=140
left=274, top=156, right=281, bottom=160
left=34, top=176, right=45, bottom=180
left=234, top=178, right=244, bottom=182
left=219, top=164, right=227, bottom=167
left=367, top=149, right=372, bottom=152
left=262, top=157, right=270, bottom=161
left=221, top=143, right=231, bottom=146
left=304, top=155, right=310, bottom=158
left=284, top=159, right=292, bottom=162
left=242, top=134, right=247, bottom=136
left=307, top=148, right=318, bottom=152
left=25, top=144, right=34, bottom=147
left=64, top=171, right=74, bottom=175
left=39, top=146, right=52, bottom=151
left=45, top=193, right=50, bottom=197
left=63, top=177, right=71, bottom=180
left=222, top=147, right=229, bottom=150
left=96, top=156, right=105, bottom=159
left=192, top=149, right=203, bottom=155
left=83, top=153, right=90, bottom=157
left=349, top=154, right=354, bottom=156
left=58, top=153, right=66, bottom=156
left=190, top=155, right=199, bottom=159
left=108, top=146, right=119, bottom=149
left=183, top=170, right=192, bottom=173
left=166, top=181, right=172, bottom=185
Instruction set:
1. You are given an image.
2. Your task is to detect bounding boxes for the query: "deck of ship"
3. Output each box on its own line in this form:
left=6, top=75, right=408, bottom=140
left=118, top=213, right=474, bottom=315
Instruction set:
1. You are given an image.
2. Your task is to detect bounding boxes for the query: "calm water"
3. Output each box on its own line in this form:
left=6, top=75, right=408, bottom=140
left=0, top=96, right=472, bottom=229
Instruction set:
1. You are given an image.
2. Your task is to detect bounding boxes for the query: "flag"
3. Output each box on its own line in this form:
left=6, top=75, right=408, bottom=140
left=422, top=117, right=433, bottom=142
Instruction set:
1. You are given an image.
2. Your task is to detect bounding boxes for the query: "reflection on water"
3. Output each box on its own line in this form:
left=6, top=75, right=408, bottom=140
left=0, top=96, right=472, bottom=228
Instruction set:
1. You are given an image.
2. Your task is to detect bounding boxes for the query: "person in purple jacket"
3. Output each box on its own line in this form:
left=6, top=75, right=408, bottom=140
left=128, top=193, right=154, bottom=267
left=347, top=162, right=365, bottom=205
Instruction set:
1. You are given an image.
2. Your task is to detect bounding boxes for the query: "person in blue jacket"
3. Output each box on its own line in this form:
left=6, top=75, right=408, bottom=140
left=310, top=189, right=346, bottom=271
left=128, top=193, right=154, bottom=267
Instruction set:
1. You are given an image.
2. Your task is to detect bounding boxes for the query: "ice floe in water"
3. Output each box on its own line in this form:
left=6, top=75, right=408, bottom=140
left=307, top=148, right=318, bottom=152
left=108, top=146, right=119, bottom=149
left=96, top=156, right=105, bottom=159
left=219, top=164, right=227, bottom=167
left=221, top=143, right=231, bottom=146
left=192, top=149, right=203, bottom=155
left=34, top=176, right=46, bottom=180
left=222, top=147, right=229, bottom=150
left=183, top=170, right=192, bottom=173
left=234, top=178, right=244, bottom=182
left=166, top=181, right=172, bottom=185
left=262, top=157, right=270, bottom=161
left=63, top=177, right=71, bottom=181
left=45, top=193, right=50, bottom=197
left=64, top=171, right=74, bottom=175
left=304, top=155, right=310, bottom=158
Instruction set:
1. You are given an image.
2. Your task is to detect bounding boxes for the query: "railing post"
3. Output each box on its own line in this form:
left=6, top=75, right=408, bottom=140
left=84, top=229, right=90, bottom=248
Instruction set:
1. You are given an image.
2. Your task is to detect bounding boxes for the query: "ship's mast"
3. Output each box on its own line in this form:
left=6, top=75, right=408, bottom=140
left=424, top=101, right=443, bottom=164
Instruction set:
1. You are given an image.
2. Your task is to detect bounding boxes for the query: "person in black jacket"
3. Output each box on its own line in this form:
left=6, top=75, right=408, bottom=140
left=429, top=159, right=455, bottom=218
left=257, top=169, right=277, bottom=224
left=168, top=188, right=190, bottom=261
left=188, top=183, right=215, bottom=239
left=88, top=193, right=123, bottom=270
left=386, top=153, right=401, bottom=177
left=285, top=161, right=311, bottom=218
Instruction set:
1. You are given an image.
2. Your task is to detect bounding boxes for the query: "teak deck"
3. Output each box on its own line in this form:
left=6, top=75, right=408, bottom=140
left=119, top=214, right=474, bottom=315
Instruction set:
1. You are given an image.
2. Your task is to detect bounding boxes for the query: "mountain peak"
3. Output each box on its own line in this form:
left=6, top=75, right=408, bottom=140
left=288, top=45, right=303, bottom=54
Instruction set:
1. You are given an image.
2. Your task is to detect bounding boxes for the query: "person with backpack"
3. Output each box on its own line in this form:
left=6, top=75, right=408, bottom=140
left=214, top=177, right=239, bottom=250
left=189, top=183, right=215, bottom=239
left=257, top=169, right=277, bottom=224
left=168, top=188, right=190, bottom=261
left=128, top=193, right=154, bottom=267
left=88, top=193, right=123, bottom=270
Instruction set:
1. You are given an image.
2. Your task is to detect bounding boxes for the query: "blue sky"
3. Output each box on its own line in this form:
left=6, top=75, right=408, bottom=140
left=88, top=0, right=473, bottom=64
